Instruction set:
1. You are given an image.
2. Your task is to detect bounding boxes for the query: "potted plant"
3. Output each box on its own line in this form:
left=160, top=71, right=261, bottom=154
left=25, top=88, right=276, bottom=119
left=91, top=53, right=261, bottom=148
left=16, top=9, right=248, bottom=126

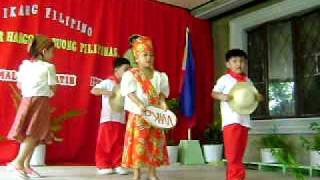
left=258, top=127, right=305, bottom=179
left=257, top=126, right=292, bottom=164
left=9, top=84, right=84, bottom=166
left=165, top=98, right=179, bottom=165
left=202, top=119, right=223, bottom=163
left=258, top=134, right=288, bottom=163
left=301, top=122, right=320, bottom=167
left=30, top=109, right=83, bottom=166
left=166, top=129, right=179, bottom=165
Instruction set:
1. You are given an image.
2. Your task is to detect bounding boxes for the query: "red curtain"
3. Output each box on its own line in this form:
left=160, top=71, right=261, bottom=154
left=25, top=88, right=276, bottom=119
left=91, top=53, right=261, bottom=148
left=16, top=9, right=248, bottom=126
left=0, top=0, right=214, bottom=165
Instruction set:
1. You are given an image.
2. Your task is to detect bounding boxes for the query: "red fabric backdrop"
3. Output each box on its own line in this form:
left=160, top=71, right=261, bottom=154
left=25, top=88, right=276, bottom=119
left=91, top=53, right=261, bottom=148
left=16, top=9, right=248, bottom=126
left=0, top=0, right=214, bottom=165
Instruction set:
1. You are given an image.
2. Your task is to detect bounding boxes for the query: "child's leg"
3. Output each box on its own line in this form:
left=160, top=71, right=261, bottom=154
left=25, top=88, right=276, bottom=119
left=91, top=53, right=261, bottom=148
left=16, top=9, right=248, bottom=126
left=11, top=136, right=38, bottom=169
left=96, top=123, right=113, bottom=169
left=223, top=124, right=248, bottom=180
left=111, top=123, right=126, bottom=167
left=148, top=166, right=159, bottom=179
left=133, top=168, right=141, bottom=180
left=96, top=142, right=110, bottom=169
left=23, top=142, right=38, bottom=168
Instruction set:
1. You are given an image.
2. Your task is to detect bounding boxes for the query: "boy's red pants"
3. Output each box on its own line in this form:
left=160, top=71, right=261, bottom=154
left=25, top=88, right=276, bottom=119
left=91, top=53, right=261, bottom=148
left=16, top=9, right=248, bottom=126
left=223, top=124, right=249, bottom=180
left=95, top=121, right=126, bottom=169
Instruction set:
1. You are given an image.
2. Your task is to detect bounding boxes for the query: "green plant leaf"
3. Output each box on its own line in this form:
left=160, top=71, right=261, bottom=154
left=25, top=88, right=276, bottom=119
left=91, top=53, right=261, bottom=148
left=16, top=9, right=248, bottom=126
left=271, top=148, right=306, bottom=180
left=9, top=84, right=85, bottom=143
left=51, top=110, right=83, bottom=125
left=51, top=125, right=63, bottom=132
left=50, top=110, right=85, bottom=133
left=300, top=122, right=320, bottom=150
left=300, top=136, right=312, bottom=150
left=165, top=98, right=179, bottom=113
left=203, top=119, right=223, bottom=144
left=0, top=135, right=6, bottom=141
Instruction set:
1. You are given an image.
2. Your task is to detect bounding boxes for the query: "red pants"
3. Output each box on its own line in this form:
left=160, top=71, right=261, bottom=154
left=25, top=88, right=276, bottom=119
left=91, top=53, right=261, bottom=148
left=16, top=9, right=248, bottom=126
left=223, top=124, right=249, bottom=180
left=96, top=121, right=125, bottom=169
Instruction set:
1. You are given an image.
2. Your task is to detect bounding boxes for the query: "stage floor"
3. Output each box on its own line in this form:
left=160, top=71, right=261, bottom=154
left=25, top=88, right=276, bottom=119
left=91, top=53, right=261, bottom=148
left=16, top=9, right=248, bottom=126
left=0, top=165, right=317, bottom=180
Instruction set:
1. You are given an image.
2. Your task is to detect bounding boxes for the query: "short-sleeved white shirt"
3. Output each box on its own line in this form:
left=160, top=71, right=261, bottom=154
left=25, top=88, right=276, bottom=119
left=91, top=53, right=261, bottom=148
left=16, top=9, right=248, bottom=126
left=212, top=74, right=251, bottom=129
left=17, top=60, right=57, bottom=98
left=120, top=70, right=169, bottom=115
left=94, top=79, right=125, bottom=124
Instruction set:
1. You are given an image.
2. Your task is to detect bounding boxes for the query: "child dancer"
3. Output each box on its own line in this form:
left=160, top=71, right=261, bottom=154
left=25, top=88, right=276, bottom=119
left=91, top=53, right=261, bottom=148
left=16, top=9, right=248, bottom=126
left=91, top=57, right=130, bottom=175
left=121, top=36, right=170, bottom=180
left=7, top=35, right=56, bottom=179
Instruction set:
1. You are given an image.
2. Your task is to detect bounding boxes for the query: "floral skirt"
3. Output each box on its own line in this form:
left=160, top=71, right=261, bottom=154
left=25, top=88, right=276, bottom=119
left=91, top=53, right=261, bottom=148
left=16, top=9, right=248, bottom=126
left=122, top=113, right=169, bottom=168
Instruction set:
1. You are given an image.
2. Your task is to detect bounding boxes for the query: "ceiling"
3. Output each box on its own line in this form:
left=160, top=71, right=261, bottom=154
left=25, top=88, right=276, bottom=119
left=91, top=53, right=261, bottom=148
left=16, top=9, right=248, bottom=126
left=156, top=0, right=211, bottom=10
left=156, top=0, right=256, bottom=19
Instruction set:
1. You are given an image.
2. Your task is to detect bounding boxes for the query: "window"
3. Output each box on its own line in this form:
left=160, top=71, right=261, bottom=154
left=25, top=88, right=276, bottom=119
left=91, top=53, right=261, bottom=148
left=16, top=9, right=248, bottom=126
left=248, top=9, right=320, bottom=119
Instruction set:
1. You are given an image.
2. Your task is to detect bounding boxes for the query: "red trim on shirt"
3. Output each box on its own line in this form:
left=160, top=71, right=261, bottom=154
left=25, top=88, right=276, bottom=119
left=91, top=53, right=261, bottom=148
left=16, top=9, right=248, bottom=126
left=226, top=69, right=247, bottom=82
left=108, top=75, right=120, bottom=84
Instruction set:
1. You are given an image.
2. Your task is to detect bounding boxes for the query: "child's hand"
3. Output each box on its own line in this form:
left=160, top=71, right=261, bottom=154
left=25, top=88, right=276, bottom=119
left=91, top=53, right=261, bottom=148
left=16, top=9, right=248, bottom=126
left=221, top=94, right=232, bottom=102
left=211, top=92, right=231, bottom=101
left=160, top=102, right=168, bottom=111
left=255, top=93, right=264, bottom=102
left=138, top=103, right=147, bottom=114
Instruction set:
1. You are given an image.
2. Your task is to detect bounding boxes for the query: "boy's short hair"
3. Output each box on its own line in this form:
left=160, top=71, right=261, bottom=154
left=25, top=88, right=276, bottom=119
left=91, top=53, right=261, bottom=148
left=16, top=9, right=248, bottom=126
left=225, top=49, right=248, bottom=62
left=113, top=57, right=130, bottom=69
left=129, top=34, right=141, bottom=45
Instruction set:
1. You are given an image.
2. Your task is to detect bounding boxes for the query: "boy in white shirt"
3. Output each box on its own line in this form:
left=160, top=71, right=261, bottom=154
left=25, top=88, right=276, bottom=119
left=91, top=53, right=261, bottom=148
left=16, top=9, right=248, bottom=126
left=91, top=57, right=130, bottom=175
left=212, top=49, right=262, bottom=180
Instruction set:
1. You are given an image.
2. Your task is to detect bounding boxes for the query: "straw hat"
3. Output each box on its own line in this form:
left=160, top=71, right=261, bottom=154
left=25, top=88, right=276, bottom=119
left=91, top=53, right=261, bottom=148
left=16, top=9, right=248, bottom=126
left=108, top=85, right=124, bottom=112
left=228, top=82, right=259, bottom=115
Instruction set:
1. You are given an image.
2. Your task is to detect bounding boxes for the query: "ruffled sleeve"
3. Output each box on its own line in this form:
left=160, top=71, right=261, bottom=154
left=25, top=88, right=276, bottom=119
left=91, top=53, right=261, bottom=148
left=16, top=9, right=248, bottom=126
left=160, top=72, right=169, bottom=98
left=120, top=71, right=137, bottom=96
left=16, top=60, right=28, bottom=82
left=212, top=76, right=225, bottom=93
left=47, top=64, right=57, bottom=86
left=16, top=64, right=23, bottom=83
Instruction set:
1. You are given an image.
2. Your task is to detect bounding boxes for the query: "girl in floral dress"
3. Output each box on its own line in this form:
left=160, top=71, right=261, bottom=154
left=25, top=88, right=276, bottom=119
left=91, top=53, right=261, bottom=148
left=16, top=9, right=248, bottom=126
left=120, top=36, right=169, bottom=180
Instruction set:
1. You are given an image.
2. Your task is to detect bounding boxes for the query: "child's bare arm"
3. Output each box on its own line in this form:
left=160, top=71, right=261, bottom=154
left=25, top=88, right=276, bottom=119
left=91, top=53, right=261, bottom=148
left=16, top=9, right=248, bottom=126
left=255, top=93, right=264, bottom=102
left=17, top=82, right=22, bottom=90
left=50, top=85, right=57, bottom=95
left=211, top=91, right=231, bottom=102
left=159, top=93, right=168, bottom=110
left=128, top=93, right=146, bottom=112
left=90, top=88, right=113, bottom=96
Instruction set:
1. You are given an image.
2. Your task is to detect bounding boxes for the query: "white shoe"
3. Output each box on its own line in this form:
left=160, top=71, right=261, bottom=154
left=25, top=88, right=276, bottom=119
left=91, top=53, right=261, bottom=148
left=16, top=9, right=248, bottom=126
left=6, top=163, right=29, bottom=179
left=25, top=167, right=42, bottom=178
left=97, top=168, right=113, bottom=175
left=114, top=167, right=129, bottom=175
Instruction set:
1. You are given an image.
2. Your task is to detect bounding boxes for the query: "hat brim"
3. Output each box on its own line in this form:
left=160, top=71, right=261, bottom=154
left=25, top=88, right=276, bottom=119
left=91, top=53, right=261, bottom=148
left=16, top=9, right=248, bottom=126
left=228, top=82, right=259, bottom=115
left=109, top=85, right=124, bottom=112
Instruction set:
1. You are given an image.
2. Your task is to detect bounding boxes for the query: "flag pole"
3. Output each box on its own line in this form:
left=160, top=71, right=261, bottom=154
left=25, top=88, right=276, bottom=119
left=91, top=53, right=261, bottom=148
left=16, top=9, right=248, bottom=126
left=186, top=26, right=191, bottom=141
left=182, top=26, right=193, bottom=141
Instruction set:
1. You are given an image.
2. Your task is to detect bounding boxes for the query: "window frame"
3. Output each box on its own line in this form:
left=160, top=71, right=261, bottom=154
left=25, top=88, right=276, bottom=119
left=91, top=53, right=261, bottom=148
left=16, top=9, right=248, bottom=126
left=247, top=9, right=320, bottom=120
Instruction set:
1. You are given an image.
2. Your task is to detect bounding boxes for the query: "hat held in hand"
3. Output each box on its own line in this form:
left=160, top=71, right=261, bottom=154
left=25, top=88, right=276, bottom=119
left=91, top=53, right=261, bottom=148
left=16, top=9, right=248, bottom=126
left=228, top=82, right=259, bottom=115
left=109, top=85, right=124, bottom=112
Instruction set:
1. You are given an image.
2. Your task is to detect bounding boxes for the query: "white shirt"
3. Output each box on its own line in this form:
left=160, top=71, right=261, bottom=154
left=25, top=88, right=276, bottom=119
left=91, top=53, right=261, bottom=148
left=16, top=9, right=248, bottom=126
left=212, top=74, right=251, bottom=129
left=120, top=70, right=169, bottom=115
left=17, top=60, right=57, bottom=98
left=94, top=79, right=125, bottom=124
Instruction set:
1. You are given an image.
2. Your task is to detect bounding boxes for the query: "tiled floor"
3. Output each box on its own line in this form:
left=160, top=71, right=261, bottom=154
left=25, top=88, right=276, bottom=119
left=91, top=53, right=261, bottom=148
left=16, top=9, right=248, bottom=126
left=0, top=165, right=317, bottom=180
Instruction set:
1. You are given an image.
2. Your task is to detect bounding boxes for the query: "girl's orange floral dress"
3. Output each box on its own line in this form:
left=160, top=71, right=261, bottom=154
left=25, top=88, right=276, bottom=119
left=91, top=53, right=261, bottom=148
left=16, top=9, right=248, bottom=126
left=121, top=68, right=169, bottom=168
